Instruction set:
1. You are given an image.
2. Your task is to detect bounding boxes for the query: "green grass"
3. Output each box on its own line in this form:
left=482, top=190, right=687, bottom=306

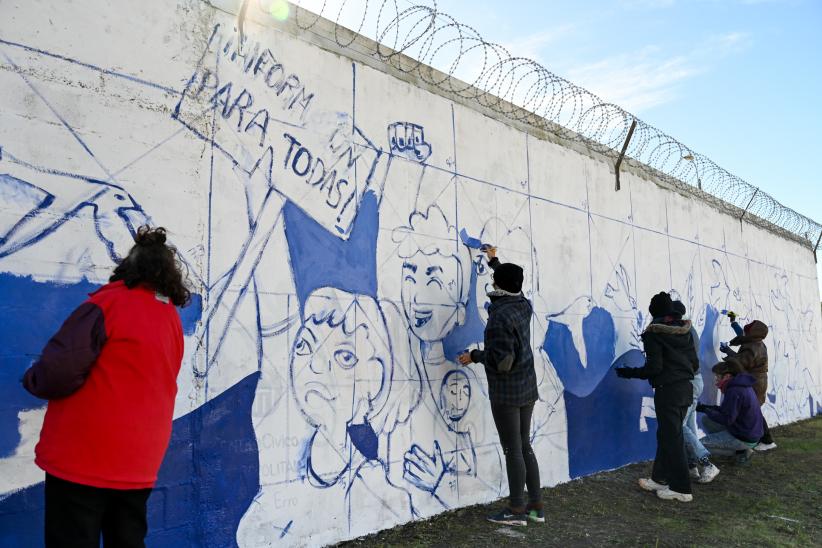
left=339, top=416, right=822, bottom=547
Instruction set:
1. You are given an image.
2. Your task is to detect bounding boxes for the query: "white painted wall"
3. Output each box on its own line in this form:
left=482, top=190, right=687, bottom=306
left=1, top=0, right=819, bottom=546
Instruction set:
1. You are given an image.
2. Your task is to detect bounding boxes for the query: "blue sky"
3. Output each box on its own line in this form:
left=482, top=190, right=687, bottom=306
left=429, top=0, right=822, bottom=293
left=299, top=0, right=821, bottom=294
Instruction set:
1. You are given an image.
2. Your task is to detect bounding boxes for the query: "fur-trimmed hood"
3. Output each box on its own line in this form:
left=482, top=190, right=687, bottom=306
left=643, top=319, right=692, bottom=336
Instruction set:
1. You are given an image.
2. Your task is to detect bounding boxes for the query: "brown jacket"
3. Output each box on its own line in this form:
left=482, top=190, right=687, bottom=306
left=727, top=320, right=769, bottom=404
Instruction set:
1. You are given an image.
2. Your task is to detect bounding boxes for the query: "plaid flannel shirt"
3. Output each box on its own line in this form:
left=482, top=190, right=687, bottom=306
left=471, top=294, right=538, bottom=407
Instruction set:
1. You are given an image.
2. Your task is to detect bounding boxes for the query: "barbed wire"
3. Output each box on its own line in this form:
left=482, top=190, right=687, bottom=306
left=279, top=0, right=820, bottom=248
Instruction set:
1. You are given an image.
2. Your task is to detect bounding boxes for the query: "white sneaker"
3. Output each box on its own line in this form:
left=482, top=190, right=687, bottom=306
left=656, top=488, right=693, bottom=502
left=689, top=466, right=700, bottom=479
left=754, top=442, right=777, bottom=452
left=697, top=463, right=720, bottom=483
left=638, top=478, right=667, bottom=492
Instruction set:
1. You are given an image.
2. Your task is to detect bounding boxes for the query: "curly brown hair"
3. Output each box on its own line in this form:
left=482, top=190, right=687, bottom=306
left=110, top=226, right=191, bottom=306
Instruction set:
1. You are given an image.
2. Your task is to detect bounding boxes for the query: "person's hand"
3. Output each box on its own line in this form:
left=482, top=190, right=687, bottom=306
left=719, top=342, right=730, bottom=354
left=727, top=311, right=737, bottom=322
left=457, top=352, right=473, bottom=365
left=484, top=246, right=497, bottom=260
left=615, top=367, right=633, bottom=379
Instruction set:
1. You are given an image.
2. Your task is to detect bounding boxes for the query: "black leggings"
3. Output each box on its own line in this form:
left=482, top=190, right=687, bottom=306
left=491, top=402, right=541, bottom=509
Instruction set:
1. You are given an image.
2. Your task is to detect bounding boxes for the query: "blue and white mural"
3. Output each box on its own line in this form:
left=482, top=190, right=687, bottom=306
left=1, top=1, right=820, bottom=546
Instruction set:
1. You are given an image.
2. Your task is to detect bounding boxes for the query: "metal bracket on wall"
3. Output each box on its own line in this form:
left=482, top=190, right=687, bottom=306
left=740, top=188, right=760, bottom=222
left=814, top=231, right=821, bottom=264
left=614, top=119, right=637, bottom=191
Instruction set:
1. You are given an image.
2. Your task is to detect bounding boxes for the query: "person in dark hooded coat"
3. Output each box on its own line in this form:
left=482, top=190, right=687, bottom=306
left=720, top=318, right=775, bottom=449
left=615, top=292, right=698, bottom=502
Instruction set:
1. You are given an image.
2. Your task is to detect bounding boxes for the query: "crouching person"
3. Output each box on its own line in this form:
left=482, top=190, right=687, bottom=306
left=696, top=358, right=764, bottom=465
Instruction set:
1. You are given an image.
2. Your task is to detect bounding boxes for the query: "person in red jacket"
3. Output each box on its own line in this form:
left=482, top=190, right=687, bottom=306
left=22, top=226, right=189, bottom=548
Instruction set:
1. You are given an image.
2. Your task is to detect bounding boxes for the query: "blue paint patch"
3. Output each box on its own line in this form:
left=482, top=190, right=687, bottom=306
left=283, top=191, right=379, bottom=312
left=0, top=274, right=98, bottom=457
left=0, top=373, right=261, bottom=547
left=543, top=308, right=655, bottom=478
left=347, top=422, right=379, bottom=461
left=0, top=273, right=202, bottom=457
left=146, top=372, right=260, bottom=546
left=698, top=305, right=721, bottom=405
left=563, top=349, right=655, bottom=478
left=179, top=293, right=202, bottom=336
left=442, top=266, right=486, bottom=360
left=458, top=228, right=483, bottom=250
left=543, top=307, right=616, bottom=398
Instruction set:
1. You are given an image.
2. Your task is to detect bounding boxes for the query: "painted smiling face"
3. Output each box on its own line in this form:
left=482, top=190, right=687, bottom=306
left=400, top=252, right=464, bottom=342
left=439, top=369, right=472, bottom=423
left=290, top=289, right=388, bottom=443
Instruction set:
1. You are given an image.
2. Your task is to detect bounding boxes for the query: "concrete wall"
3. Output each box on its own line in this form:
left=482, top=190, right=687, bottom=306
left=1, top=0, right=820, bottom=545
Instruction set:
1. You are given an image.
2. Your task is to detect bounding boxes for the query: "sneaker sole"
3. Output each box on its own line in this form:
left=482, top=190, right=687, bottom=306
left=527, top=516, right=546, bottom=523
left=638, top=480, right=666, bottom=492
left=487, top=518, right=527, bottom=527
left=697, top=472, right=720, bottom=484
left=656, top=492, right=693, bottom=502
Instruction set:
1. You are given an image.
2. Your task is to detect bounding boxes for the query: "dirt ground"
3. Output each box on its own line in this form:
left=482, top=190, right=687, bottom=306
left=338, top=416, right=822, bottom=547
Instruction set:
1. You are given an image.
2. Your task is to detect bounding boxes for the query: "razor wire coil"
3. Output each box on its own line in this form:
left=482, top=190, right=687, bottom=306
left=278, top=0, right=821, bottom=247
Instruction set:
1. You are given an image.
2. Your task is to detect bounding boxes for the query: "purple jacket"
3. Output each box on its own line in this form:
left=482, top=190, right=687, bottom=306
left=704, top=373, right=764, bottom=443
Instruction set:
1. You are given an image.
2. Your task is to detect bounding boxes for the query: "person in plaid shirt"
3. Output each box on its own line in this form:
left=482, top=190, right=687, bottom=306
left=458, top=246, right=541, bottom=527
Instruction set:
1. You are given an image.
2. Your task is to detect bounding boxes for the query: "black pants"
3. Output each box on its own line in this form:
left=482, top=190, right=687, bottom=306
left=760, top=416, right=774, bottom=444
left=491, top=402, right=541, bottom=509
left=651, top=382, right=692, bottom=494
left=44, top=473, right=152, bottom=548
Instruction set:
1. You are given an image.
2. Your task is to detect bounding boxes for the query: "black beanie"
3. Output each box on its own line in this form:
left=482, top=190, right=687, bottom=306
left=672, top=300, right=686, bottom=319
left=649, top=291, right=674, bottom=318
left=493, top=263, right=524, bottom=294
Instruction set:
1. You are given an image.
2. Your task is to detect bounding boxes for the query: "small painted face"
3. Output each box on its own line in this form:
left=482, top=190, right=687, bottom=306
left=291, top=318, right=383, bottom=435
left=439, top=370, right=472, bottom=422
left=401, top=253, right=463, bottom=342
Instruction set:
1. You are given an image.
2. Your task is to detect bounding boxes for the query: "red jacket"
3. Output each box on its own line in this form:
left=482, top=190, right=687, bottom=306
left=23, top=281, right=184, bottom=489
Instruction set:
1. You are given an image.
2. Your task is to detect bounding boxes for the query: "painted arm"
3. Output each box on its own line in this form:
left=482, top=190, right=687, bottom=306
left=22, top=302, right=106, bottom=399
